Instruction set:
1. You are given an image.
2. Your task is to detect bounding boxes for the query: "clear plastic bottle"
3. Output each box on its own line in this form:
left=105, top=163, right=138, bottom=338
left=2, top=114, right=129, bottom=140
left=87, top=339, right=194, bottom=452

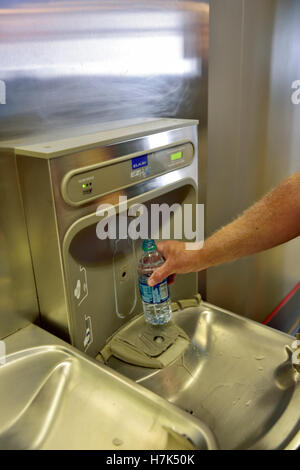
left=138, top=239, right=172, bottom=325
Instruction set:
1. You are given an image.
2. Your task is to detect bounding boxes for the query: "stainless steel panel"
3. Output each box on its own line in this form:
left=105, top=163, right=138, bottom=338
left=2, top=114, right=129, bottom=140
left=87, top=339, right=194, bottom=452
left=14, top=121, right=199, bottom=352
left=208, top=0, right=300, bottom=321
left=0, top=150, right=39, bottom=339
left=0, top=324, right=217, bottom=450
left=16, top=156, right=70, bottom=341
left=62, top=142, right=194, bottom=206
left=108, top=301, right=300, bottom=450
left=63, top=181, right=198, bottom=355
left=49, top=123, right=199, bottom=239
left=0, top=1, right=209, bottom=324
left=0, top=1, right=208, bottom=142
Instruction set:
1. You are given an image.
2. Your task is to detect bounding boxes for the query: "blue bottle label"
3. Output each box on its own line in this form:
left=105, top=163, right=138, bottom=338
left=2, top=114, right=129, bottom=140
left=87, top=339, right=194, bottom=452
left=138, top=277, right=169, bottom=304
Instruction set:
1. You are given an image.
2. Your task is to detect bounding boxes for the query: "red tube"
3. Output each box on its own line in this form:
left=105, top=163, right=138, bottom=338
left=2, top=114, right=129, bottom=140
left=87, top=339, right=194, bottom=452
left=263, top=281, right=300, bottom=325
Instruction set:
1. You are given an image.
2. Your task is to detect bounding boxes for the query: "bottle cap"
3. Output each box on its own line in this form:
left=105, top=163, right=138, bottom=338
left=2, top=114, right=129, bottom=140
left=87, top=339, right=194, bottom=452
left=142, top=239, right=156, bottom=252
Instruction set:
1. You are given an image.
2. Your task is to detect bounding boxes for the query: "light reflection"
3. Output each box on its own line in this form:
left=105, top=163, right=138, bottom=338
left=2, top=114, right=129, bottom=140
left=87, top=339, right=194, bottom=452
left=0, top=1, right=208, bottom=139
left=1, top=35, right=200, bottom=78
left=0, top=1, right=209, bottom=16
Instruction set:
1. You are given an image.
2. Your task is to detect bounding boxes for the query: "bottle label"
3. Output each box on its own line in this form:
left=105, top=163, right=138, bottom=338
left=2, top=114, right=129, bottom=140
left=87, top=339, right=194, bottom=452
left=138, top=277, right=169, bottom=304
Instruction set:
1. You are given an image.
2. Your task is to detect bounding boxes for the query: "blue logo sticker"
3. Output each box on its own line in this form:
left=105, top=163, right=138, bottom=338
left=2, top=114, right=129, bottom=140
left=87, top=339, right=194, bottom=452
left=132, top=154, right=148, bottom=170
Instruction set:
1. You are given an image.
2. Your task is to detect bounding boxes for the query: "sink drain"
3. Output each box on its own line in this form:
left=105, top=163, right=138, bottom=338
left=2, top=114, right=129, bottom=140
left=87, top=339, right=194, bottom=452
left=153, top=336, right=165, bottom=344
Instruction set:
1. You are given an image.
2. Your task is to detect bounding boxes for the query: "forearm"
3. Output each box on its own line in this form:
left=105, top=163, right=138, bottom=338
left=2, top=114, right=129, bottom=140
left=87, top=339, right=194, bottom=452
left=197, top=172, right=300, bottom=270
left=148, top=173, right=300, bottom=286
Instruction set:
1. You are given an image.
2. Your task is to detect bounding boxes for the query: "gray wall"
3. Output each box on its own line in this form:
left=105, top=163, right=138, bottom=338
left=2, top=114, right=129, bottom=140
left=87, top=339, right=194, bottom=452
left=207, top=0, right=300, bottom=322
left=0, top=0, right=209, bottom=337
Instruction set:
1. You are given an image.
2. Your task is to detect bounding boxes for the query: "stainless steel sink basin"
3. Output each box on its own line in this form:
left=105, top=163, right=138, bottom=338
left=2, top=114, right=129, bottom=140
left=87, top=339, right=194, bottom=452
left=0, top=326, right=217, bottom=450
left=107, top=302, right=300, bottom=450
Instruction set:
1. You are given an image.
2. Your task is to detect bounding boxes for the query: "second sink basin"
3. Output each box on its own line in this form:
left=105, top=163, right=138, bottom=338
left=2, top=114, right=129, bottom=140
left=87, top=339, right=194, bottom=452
left=107, top=302, right=300, bottom=450
left=0, top=329, right=217, bottom=450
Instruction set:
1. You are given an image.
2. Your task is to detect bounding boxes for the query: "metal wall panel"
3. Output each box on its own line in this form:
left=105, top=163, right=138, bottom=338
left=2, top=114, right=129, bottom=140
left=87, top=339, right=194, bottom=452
left=0, top=150, right=39, bottom=338
left=0, top=0, right=208, bottom=140
left=207, top=0, right=300, bottom=322
left=0, top=1, right=209, bottom=335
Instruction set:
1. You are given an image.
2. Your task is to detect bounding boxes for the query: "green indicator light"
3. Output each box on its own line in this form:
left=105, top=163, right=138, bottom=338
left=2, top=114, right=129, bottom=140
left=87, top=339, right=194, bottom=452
left=82, top=184, right=87, bottom=188
left=171, top=151, right=183, bottom=161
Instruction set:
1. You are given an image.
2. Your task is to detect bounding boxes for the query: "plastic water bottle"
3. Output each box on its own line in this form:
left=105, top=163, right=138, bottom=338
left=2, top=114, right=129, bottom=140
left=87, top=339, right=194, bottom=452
left=138, top=239, right=172, bottom=325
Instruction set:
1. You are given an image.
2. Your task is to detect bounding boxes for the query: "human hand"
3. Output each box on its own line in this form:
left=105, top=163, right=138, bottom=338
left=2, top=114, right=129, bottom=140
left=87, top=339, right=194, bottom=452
left=148, top=240, right=204, bottom=287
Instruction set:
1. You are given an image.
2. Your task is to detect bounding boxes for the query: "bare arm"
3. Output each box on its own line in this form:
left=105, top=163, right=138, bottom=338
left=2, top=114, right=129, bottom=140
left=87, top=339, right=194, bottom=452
left=148, top=172, right=300, bottom=286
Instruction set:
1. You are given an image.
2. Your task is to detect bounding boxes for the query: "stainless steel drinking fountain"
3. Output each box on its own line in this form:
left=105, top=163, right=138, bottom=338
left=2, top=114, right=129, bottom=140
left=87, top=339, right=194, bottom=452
left=8, top=118, right=199, bottom=357
left=2, top=118, right=299, bottom=450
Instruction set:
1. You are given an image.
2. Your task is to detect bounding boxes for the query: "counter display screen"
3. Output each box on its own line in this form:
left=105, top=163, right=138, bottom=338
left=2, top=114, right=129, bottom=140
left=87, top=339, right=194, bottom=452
left=170, top=151, right=183, bottom=161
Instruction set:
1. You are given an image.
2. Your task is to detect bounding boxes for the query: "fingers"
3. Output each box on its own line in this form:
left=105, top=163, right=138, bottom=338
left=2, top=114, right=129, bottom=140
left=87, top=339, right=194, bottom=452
left=155, top=241, right=168, bottom=257
left=168, top=273, right=176, bottom=285
left=148, top=261, right=172, bottom=287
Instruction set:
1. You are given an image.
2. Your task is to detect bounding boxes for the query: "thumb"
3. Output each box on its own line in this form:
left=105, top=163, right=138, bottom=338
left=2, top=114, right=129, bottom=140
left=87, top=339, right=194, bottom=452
left=148, top=261, right=172, bottom=287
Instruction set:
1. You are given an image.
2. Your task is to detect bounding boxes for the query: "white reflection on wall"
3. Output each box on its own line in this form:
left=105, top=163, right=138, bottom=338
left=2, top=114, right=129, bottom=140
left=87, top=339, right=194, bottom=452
left=1, top=35, right=201, bottom=78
